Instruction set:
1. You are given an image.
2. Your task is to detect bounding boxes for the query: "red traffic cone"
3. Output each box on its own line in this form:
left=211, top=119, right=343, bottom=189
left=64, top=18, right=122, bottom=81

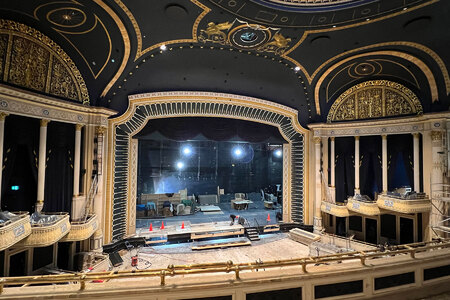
left=161, top=221, right=165, bottom=230
left=149, top=223, right=153, bottom=231
left=267, top=213, right=271, bottom=222
left=181, top=221, right=185, bottom=229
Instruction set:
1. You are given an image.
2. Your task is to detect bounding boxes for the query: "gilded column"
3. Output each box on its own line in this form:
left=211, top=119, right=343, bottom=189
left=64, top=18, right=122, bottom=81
left=73, top=124, right=83, bottom=196
left=430, top=131, right=444, bottom=236
left=92, top=126, right=106, bottom=251
left=382, top=135, right=388, bottom=193
left=413, top=133, right=421, bottom=192
left=36, top=119, right=50, bottom=212
left=330, top=137, right=336, bottom=202
left=314, top=136, right=322, bottom=232
left=0, top=113, right=8, bottom=206
left=355, top=136, right=360, bottom=194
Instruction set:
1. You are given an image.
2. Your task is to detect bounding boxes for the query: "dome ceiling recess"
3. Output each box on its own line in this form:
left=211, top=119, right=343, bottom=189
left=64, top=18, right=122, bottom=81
left=0, top=0, right=447, bottom=125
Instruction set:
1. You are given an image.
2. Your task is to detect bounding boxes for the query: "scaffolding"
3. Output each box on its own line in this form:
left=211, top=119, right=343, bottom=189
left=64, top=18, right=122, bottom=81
left=430, top=183, right=450, bottom=237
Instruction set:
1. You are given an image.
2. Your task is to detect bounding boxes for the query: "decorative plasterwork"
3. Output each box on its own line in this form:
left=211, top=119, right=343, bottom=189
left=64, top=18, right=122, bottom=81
left=327, top=80, right=423, bottom=123
left=0, top=214, right=31, bottom=251
left=321, top=202, right=349, bottom=217
left=0, top=19, right=89, bottom=104
left=347, top=198, right=380, bottom=216
left=60, top=214, right=98, bottom=242
left=105, top=91, right=308, bottom=242
left=0, top=85, right=116, bottom=126
left=199, top=20, right=291, bottom=55
left=377, top=195, right=431, bottom=214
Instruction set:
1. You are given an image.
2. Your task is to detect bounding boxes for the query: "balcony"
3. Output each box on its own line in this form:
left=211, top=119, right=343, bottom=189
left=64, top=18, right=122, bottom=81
left=61, top=214, right=98, bottom=242
left=0, top=212, right=31, bottom=251
left=347, top=195, right=380, bottom=216
left=377, top=193, right=431, bottom=214
left=15, top=213, right=71, bottom=247
left=321, top=201, right=350, bottom=217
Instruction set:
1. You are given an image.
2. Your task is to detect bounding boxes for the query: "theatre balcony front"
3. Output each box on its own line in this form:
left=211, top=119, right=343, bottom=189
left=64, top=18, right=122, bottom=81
left=0, top=212, right=31, bottom=251
left=15, top=213, right=71, bottom=248
left=60, top=214, right=98, bottom=242
left=377, top=193, right=431, bottom=214
left=347, top=195, right=381, bottom=216
left=320, top=201, right=350, bottom=217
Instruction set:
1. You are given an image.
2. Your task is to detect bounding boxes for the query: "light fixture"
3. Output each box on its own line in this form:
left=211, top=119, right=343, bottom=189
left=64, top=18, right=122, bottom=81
left=176, top=161, right=185, bottom=170
left=274, top=149, right=282, bottom=158
left=181, top=145, right=193, bottom=156
left=232, top=146, right=244, bottom=158
left=160, top=44, right=167, bottom=51
left=294, top=66, right=300, bottom=72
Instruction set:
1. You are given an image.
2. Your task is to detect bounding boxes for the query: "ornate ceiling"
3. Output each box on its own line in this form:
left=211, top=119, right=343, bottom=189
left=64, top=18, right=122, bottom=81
left=0, top=0, right=448, bottom=126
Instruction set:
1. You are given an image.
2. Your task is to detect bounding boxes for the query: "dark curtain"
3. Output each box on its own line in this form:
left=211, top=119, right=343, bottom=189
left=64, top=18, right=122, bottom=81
left=335, top=137, right=355, bottom=203
left=134, top=117, right=286, bottom=143
left=43, top=122, right=74, bottom=214
left=388, top=134, right=414, bottom=190
left=1, top=115, right=39, bottom=212
left=360, top=136, right=382, bottom=199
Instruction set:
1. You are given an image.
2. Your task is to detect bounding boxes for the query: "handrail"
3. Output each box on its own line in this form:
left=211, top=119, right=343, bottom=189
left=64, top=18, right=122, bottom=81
left=1, top=238, right=449, bottom=293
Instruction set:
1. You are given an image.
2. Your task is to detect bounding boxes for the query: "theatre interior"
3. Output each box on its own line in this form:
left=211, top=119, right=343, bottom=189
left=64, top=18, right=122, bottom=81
left=0, top=0, right=449, bottom=299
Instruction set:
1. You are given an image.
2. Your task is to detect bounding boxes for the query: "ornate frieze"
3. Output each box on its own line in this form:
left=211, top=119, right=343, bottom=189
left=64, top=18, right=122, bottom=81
left=327, top=80, right=423, bottom=123
left=199, top=20, right=291, bottom=55
left=0, top=20, right=89, bottom=104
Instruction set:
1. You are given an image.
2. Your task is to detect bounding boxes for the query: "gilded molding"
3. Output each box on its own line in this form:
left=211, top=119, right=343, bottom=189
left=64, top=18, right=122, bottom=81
left=75, top=123, right=84, bottom=131
left=0, top=112, right=8, bottom=121
left=327, top=80, right=423, bottom=123
left=431, top=130, right=443, bottom=141
left=96, top=126, right=106, bottom=135
left=40, top=119, right=50, bottom=127
left=0, top=19, right=89, bottom=104
left=313, top=136, right=321, bottom=144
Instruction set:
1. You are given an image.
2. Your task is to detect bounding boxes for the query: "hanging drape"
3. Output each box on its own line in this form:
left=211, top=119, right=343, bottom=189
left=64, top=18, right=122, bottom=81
left=335, top=137, right=355, bottom=203
left=360, top=136, right=382, bottom=199
left=388, top=134, right=413, bottom=190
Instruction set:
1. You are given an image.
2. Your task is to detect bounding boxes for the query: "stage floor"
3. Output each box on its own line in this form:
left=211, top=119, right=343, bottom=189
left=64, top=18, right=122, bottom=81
left=135, top=199, right=280, bottom=230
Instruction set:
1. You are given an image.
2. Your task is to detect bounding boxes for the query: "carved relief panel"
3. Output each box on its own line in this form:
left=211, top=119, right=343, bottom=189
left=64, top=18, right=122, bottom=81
left=327, top=80, right=422, bottom=123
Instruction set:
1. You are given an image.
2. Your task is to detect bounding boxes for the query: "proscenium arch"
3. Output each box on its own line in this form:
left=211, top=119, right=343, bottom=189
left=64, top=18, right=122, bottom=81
left=105, top=92, right=309, bottom=242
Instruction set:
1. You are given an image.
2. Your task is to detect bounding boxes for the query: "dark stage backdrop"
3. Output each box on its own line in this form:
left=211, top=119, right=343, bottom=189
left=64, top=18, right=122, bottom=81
left=335, top=137, right=355, bottom=203
left=388, top=134, right=414, bottom=190
left=136, top=118, right=286, bottom=195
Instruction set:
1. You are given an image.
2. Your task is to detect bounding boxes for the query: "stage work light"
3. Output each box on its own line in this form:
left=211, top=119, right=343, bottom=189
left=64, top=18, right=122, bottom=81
left=176, top=161, right=185, bottom=170
left=274, top=149, right=282, bottom=158
left=232, top=146, right=244, bottom=158
left=181, top=145, right=193, bottom=156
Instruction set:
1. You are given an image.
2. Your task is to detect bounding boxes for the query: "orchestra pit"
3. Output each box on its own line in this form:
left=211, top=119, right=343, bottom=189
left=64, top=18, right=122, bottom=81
left=0, top=0, right=449, bottom=299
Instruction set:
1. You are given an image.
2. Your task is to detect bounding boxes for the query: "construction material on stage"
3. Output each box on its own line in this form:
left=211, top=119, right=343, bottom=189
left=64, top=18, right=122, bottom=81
left=109, top=252, right=123, bottom=267
left=103, top=237, right=146, bottom=254
left=198, top=205, right=221, bottom=212
left=198, top=194, right=218, bottom=205
left=192, top=237, right=251, bottom=250
left=245, top=227, right=260, bottom=241
left=191, top=227, right=244, bottom=240
left=263, top=224, right=280, bottom=233
left=232, top=200, right=253, bottom=210
left=289, top=228, right=321, bottom=246
left=264, top=201, right=273, bottom=209
left=145, top=236, right=168, bottom=245
left=140, top=193, right=181, bottom=215
left=203, top=211, right=224, bottom=215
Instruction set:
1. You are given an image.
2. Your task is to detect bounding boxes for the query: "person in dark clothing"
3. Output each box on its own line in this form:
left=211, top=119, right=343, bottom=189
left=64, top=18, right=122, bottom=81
left=230, top=214, right=236, bottom=226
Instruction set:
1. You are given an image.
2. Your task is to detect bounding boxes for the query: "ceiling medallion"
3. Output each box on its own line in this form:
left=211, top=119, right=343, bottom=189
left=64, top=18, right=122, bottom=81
left=46, top=7, right=86, bottom=28
left=198, top=19, right=291, bottom=55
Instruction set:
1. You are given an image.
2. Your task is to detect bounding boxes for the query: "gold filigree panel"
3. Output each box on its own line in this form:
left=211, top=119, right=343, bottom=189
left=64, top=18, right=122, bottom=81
left=327, top=80, right=422, bottom=123
left=0, top=20, right=89, bottom=104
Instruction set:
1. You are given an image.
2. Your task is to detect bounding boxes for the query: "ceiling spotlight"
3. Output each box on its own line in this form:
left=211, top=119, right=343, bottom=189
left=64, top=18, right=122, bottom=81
left=332, top=25, right=336, bottom=28
left=274, top=149, right=282, bottom=158
left=160, top=44, right=167, bottom=51
left=403, top=7, right=407, bottom=10
left=294, top=66, right=300, bottom=72
left=366, top=18, right=370, bottom=21
left=181, top=145, right=193, bottom=156
left=176, top=161, right=185, bottom=170
left=232, top=146, right=244, bottom=158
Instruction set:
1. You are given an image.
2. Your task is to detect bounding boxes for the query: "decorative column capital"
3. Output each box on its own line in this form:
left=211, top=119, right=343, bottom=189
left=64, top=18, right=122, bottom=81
left=381, top=134, right=387, bottom=139
left=355, top=136, right=360, bottom=141
left=412, top=132, right=420, bottom=138
left=96, top=126, right=107, bottom=135
left=313, top=136, right=321, bottom=144
left=431, top=130, right=443, bottom=141
left=330, top=136, right=335, bottom=141
left=0, top=112, right=9, bottom=121
left=40, top=119, right=50, bottom=127
left=75, top=123, right=84, bottom=131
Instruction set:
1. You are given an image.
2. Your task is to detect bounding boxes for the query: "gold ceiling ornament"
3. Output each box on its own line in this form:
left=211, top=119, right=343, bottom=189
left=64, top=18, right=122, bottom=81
left=327, top=80, right=423, bottom=123
left=199, top=20, right=291, bottom=55
left=0, top=19, right=89, bottom=104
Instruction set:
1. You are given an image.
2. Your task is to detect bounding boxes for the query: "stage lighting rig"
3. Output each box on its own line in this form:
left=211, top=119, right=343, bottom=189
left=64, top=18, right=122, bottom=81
left=232, top=146, right=244, bottom=158
left=181, top=145, right=194, bottom=156
left=176, top=161, right=185, bottom=170
left=274, top=149, right=282, bottom=158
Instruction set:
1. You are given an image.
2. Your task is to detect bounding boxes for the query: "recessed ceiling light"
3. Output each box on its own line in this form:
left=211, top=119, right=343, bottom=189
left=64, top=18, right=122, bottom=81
left=332, top=25, right=336, bottom=28
left=294, top=66, right=300, bottom=72
left=160, top=44, right=167, bottom=51
left=366, top=18, right=370, bottom=21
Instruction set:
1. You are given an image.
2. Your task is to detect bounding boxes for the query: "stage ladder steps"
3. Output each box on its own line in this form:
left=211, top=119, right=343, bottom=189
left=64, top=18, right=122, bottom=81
left=245, top=227, right=260, bottom=241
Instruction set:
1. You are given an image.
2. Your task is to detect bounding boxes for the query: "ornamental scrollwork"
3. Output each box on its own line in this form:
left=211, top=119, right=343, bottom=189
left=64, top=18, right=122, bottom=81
left=327, top=80, right=423, bottom=123
left=0, top=19, right=89, bottom=104
left=198, top=20, right=291, bottom=56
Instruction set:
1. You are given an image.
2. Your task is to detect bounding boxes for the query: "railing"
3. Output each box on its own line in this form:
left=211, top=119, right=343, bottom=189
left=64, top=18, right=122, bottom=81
left=1, top=238, right=449, bottom=294
left=81, top=175, right=98, bottom=223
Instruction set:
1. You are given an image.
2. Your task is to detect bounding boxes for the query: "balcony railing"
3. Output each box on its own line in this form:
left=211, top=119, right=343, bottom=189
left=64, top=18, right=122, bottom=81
left=60, top=214, right=98, bottom=242
left=377, top=194, right=431, bottom=214
left=0, top=212, right=31, bottom=251
left=346, top=196, right=380, bottom=215
left=321, top=201, right=349, bottom=217
left=15, top=213, right=70, bottom=248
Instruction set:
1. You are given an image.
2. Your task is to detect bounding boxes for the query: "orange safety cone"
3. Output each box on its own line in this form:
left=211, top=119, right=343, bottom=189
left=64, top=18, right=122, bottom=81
left=267, top=213, right=271, bottom=222
left=181, top=221, right=185, bottom=229
left=149, top=223, right=153, bottom=231
left=161, top=221, right=165, bottom=230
